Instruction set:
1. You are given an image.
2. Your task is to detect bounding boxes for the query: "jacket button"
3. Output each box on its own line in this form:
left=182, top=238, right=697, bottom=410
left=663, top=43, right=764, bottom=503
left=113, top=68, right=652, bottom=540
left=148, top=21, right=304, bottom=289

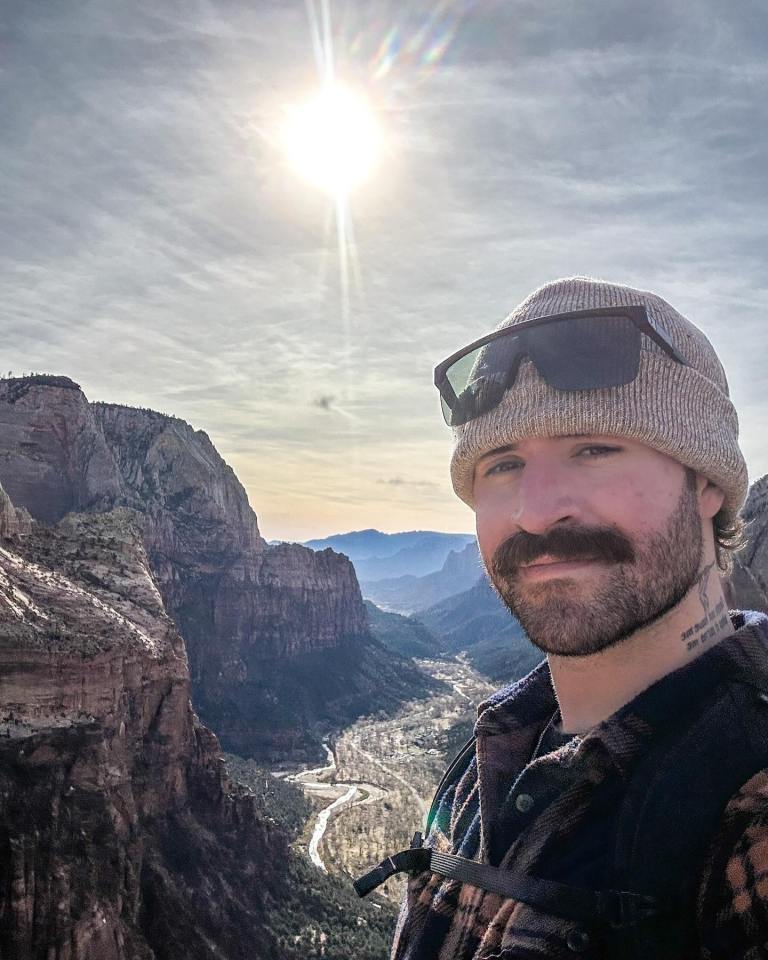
left=515, top=793, right=534, bottom=813
left=566, top=928, right=591, bottom=953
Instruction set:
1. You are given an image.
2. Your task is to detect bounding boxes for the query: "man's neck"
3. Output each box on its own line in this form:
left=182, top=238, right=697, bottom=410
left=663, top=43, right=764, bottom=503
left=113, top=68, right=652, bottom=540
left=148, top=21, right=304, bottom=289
left=548, top=560, right=734, bottom=736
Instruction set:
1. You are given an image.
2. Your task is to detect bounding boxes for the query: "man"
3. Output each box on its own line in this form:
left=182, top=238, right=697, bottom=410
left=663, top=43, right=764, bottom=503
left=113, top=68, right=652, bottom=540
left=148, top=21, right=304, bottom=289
left=356, top=277, right=768, bottom=958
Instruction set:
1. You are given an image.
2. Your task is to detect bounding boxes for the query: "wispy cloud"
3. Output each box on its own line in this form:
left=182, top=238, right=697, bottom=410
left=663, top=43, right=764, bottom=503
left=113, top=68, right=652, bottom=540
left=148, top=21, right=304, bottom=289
left=376, top=477, right=438, bottom=487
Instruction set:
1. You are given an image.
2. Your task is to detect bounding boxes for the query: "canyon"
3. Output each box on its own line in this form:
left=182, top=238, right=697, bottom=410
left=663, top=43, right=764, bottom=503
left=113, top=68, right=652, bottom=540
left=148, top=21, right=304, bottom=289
left=0, top=376, right=437, bottom=760
left=1, top=372, right=767, bottom=960
left=0, top=466, right=396, bottom=958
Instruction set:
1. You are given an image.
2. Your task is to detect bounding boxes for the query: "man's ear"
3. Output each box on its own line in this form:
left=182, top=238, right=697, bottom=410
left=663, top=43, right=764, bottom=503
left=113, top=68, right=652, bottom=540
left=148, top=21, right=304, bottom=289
left=698, top=476, right=725, bottom=520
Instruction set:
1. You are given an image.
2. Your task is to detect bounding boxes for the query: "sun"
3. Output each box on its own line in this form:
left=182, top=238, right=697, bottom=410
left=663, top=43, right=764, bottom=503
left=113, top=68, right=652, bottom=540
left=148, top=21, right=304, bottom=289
left=282, top=84, right=381, bottom=197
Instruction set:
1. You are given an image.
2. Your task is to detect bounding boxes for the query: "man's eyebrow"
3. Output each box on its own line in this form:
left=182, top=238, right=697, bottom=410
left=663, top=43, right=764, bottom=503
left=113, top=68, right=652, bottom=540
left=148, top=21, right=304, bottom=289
left=475, top=434, right=595, bottom=464
left=476, top=444, right=519, bottom=463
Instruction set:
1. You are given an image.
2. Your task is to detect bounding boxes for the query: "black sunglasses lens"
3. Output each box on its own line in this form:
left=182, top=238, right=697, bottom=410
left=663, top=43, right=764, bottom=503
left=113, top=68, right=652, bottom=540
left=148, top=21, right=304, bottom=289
left=526, top=315, right=640, bottom=390
left=441, top=335, right=521, bottom=426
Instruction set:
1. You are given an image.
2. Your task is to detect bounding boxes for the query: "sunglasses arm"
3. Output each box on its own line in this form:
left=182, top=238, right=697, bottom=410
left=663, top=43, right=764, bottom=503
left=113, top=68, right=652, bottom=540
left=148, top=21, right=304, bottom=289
left=436, top=373, right=459, bottom=408
left=650, top=325, right=687, bottom=366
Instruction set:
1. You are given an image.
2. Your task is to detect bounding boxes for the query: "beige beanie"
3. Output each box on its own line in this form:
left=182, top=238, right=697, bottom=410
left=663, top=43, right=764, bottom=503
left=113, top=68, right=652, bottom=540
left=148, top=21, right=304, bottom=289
left=450, top=277, right=748, bottom=524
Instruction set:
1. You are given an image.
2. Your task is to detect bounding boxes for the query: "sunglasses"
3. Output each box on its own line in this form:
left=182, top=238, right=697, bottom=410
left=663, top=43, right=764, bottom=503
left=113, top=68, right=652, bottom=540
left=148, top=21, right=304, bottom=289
left=434, top=306, right=687, bottom=427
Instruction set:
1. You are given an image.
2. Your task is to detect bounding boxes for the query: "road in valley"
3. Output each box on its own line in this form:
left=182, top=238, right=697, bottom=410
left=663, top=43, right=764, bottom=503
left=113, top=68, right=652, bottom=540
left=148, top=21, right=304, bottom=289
left=274, top=657, right=495, bottom=894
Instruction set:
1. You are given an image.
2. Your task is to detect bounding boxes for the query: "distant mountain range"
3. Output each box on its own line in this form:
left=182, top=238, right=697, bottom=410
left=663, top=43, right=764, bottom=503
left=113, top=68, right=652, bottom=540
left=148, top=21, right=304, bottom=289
left=362, top=540, right=484, bottom=614
left=303, top=528, right=476, bottom=580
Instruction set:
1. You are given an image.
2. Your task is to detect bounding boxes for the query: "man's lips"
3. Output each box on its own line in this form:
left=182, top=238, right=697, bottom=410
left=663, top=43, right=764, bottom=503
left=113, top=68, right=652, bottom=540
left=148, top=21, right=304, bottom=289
left=523, top=553, right=599, bottom=566
left=518, top=556, right=600, bottom=579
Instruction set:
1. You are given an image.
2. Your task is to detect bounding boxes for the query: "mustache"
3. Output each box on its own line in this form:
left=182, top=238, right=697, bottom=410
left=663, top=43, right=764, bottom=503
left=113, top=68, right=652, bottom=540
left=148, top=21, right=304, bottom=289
left=491, top=525, right=635, bottom=578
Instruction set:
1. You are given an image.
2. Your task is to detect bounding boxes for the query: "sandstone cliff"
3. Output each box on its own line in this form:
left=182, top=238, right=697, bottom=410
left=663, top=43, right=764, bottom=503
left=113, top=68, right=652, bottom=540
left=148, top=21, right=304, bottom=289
left=0, top=501, right=287, bottom=958
left=0, top=481, right=31, bottom=539
left=0, top=377, right=122, bottom=523
left=89, top=402, right=389, bottom=758
left=725, top=474, right=768, bottom=612
left=0, top=377, right=437, bottom=760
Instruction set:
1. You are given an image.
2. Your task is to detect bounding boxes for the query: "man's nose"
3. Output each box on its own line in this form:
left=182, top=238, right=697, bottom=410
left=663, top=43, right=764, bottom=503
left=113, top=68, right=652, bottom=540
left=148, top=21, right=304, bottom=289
left=509, top=463, right=579, bottom=535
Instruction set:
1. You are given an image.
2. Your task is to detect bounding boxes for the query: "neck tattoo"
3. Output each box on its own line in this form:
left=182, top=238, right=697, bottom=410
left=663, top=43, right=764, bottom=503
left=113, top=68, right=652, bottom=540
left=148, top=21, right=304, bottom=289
left=680, top=563, right=729, bottom=653
left=697, top=560, right=714, bottom=610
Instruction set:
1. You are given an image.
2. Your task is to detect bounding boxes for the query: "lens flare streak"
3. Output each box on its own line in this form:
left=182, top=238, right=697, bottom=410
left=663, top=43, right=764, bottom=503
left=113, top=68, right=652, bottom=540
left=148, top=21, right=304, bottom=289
left=295, top=0, right=471, bottom=411
left=367, top=0, right=472, bottom=80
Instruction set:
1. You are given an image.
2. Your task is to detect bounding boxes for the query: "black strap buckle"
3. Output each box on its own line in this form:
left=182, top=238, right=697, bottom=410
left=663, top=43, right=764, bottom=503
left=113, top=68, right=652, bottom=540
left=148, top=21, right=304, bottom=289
left=353, top=847, right=431, bottom=898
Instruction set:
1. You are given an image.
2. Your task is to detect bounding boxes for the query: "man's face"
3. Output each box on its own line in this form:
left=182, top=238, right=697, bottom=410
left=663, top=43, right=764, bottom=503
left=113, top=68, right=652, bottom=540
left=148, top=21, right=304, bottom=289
left=473, top=435, right=707, bottom=656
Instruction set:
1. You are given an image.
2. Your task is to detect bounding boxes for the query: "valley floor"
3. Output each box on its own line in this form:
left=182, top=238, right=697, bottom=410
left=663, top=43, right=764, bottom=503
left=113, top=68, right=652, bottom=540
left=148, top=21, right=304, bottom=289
left=280, top=657, right=496, bottom=902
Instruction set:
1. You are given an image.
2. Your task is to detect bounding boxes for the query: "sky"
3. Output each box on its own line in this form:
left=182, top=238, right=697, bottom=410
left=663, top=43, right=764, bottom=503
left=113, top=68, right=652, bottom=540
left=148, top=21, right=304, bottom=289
left=2, top=0, right=768, bottom=541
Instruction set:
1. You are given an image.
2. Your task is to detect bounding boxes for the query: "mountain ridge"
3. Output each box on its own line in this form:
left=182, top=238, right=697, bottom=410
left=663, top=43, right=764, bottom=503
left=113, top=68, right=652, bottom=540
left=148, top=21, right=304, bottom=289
left=361, top=541, right=484, bottom=614
left=416, top=578, right=542, bottom=682
left=305, top=529, right=476, bottom=581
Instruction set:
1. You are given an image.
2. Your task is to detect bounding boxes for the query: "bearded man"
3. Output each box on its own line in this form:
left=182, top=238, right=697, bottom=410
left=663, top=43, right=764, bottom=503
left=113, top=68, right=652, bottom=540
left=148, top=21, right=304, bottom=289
left=356, top=277, right=768, bottom=959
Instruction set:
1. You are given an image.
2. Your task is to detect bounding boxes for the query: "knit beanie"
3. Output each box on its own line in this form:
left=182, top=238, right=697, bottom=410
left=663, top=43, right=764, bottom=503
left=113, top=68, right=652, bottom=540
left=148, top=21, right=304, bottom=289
left=449, top=277, right=748, bottom=525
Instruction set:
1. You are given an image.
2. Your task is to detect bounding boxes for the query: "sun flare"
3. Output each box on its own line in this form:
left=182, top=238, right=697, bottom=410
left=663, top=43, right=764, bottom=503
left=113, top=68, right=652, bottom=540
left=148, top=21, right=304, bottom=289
left=282, top=85, right=381, bottom=197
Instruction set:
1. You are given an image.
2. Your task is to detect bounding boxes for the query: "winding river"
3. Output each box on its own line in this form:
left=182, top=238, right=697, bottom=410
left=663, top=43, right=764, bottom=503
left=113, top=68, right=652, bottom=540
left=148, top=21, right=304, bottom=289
left=278, top=742, right=386, bottom=872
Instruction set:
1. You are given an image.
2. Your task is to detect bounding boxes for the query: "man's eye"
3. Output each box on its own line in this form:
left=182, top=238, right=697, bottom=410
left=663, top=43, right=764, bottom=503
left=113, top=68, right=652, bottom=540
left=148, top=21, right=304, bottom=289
left=578, top=445, right=619, bottom=457
left=484, top=459, right=522, bottom=476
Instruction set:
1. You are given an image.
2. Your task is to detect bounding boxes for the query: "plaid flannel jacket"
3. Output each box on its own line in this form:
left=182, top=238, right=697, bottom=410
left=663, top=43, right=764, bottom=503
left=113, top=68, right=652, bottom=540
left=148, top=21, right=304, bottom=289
left=391, top=610, right=768, bottom=960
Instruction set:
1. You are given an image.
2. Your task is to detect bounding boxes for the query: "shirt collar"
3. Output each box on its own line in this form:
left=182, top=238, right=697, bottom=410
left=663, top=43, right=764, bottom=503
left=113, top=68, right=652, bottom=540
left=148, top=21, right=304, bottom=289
left=474, top=610, right=768, bottom=779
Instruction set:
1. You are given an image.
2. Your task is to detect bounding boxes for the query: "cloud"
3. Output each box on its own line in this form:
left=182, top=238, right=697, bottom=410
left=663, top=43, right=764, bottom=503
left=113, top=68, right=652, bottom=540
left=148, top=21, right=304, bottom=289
left=377, top=477, right=438, bottom=488
left=2, top=0, right=768, bottom=538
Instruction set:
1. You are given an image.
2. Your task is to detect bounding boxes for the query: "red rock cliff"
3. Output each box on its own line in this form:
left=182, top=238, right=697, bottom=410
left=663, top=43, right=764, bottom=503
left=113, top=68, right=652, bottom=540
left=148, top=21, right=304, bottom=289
left=89, top=402, right=371, bottom=757
left=0, top=502, right=287, bottom=959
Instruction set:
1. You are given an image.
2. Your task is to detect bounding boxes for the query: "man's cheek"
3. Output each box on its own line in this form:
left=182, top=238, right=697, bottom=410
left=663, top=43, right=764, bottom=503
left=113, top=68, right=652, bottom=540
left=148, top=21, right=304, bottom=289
left=475, top=517, right=503, bottom=569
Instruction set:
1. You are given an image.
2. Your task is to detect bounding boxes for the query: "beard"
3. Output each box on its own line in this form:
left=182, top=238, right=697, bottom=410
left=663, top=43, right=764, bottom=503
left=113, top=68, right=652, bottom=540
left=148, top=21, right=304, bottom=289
left=488, top=472, right=703, bottom=657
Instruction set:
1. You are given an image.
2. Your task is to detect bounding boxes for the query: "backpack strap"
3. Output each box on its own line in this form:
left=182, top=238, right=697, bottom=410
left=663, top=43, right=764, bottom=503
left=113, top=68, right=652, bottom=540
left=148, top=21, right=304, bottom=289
left=354, top=840, right=659, bottom=926
left=607, top=661, right=768, bottom=959
left=354, top=735, right=663, bottom=928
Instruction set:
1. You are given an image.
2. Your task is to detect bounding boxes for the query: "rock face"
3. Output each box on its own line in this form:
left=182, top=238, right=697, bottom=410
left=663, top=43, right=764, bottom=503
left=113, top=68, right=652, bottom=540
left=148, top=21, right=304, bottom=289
left=0, top=377, right=428, bottom=760
left=91, top=402, right=264, bottom=560
left=89, top=402, right=370, bottom=756
left=0, top=377, right=122, bottom=523
left=91, top=402, right=366, bottom=658
left=0, top=481, right=31, bottom=539
left=0, top=503, right=286, bottom=959
left=724, top=475, right=768, bottom=612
